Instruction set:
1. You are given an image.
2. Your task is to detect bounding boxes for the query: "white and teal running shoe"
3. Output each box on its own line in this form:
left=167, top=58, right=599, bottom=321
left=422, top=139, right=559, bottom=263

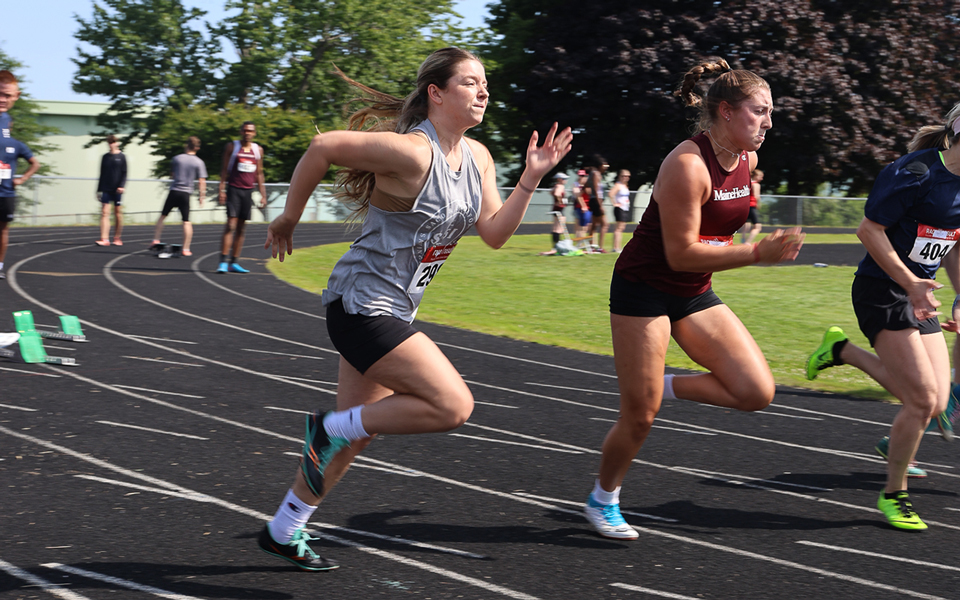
left=584, top=495, right=638, bottom=540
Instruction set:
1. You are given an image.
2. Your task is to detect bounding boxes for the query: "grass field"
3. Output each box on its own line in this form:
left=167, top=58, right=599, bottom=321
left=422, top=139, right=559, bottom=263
left=268, top=233, right=957, bottom=400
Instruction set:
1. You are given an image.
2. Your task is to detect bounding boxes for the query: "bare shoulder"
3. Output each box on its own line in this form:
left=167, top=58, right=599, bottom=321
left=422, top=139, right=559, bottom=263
left=464, top=137, right=493, bottom=171
left=660, top=140, right=708, bottom=179
left=654, top=140, right=712, bottom=202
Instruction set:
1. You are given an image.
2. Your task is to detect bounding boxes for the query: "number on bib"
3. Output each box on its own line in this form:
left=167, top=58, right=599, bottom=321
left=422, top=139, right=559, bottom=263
left=908, top=224, right=960, bottom=266
left=407, top=244, right=457, bottom=294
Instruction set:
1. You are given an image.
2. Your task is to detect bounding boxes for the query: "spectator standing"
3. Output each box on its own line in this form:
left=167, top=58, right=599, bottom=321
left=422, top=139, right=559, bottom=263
left=96, top=135, right=127, bottom=246
left=609, top=169, right=631, bottom=252
left=152, top=136, right=207, bottom=256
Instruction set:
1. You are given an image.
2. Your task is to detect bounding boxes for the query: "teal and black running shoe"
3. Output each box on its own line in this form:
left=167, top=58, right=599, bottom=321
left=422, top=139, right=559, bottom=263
left=874, top=436, right=927, bottom=478
left=806, top=326, right=848, bottom=380
left=924, top=383, right=959, bottom=441
left=258, top=525, right=339, bottom=571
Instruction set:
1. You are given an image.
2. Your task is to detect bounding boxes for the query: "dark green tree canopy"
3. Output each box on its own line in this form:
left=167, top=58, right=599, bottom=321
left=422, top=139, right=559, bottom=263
left=72, top=0, right=481, bottom=181
left=485, top=0, right=960, bottom=194
left=0, top=48, right=60, bottom=175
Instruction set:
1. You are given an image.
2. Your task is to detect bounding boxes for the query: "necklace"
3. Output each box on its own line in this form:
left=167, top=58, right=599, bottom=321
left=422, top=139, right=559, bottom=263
left=706, top=129, right=742, bottom=159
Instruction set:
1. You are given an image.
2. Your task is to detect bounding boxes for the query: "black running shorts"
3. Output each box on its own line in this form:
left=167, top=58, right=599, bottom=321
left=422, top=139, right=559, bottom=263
left=852, top=275, right=940, bottom=347
left=161, top=190, right=191, bottom=221
left=226, top=185, right=253, bottom=220
left=609, top=271, right=724, bottom=322
left=0, top=196, right=14, bottom=222
left=325, top=298, right=419, bottom=374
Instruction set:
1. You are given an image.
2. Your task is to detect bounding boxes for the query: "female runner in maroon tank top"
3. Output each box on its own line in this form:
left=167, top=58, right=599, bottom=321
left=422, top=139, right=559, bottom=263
left=583, top=59, right=805, bottom=540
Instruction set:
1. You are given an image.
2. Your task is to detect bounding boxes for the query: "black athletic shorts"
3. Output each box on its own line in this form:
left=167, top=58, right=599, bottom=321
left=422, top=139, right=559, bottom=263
left=613, top=207, right=629, bottom=223
left=747, top=206, right=760, bottom=226
left=588, top=198, right=604, bottom=218
left=161, top=190, right=191, bottom=221
left=326, top=298, right=419, bottom=374
left=226, top=186, right=253, bottom=220
left=609, top=271, right=724, bottom=322
left=852, top=275, right=940, bottom=347
left=0, top=196, right=14, bottom=222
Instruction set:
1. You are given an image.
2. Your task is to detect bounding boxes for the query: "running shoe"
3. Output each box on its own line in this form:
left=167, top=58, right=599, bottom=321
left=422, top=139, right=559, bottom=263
left=0, top=270, right=4, bottom=279
left=257, top=525, right=338, bottom=571
left=112, top=239, right=123, bottom=246
left=95, top=239, right=110, bottom=247
left=182, top=249, right=193, bottom=257
left=806, top=326, right=848, bottom=380
left=584, top=495, right=639, bottom=540
left=216, top=261, right=229, bottom=273
left=228, top=262, right=250, bottom=273
left=301, top=411, right=349, bottom=497
left=877, top=491, right=927, bottom=530
left=874, top=436, right=927, bottom=478
left=925, top=385, right=959, bottom=441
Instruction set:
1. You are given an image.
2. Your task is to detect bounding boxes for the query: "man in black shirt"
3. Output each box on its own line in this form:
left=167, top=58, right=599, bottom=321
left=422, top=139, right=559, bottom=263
left=96, top=134, right=127, bottom=246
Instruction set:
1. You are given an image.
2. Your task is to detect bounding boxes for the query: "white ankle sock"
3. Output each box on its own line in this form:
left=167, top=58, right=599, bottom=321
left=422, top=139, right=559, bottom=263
left=591, top=480, right=621, bottom=505
left=662, top=374, right=677, bottom=400
left=322, top=405, right=369, bottom=441
left=268, top=489, right=317, bottom=544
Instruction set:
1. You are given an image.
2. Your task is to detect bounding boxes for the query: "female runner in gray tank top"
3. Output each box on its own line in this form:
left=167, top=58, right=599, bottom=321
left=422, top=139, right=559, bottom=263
left=260, top=47, right=573, bottom=570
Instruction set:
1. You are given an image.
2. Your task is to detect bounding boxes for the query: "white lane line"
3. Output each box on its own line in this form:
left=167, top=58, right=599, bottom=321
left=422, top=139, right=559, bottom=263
left=765, top=403, right=892, bottom=427
left=128, top=335, right=198, bottom=344
left=475, top=401, right=519, bottom=409
left=282, top=451, right=423, bottom=477
left=0, top=365, right=61, bottom=377
left=95, top=420, right=210, bottom=440
left=756, top=411, right=822, bottom=421
left=268, top=374, right=338, bottom=385
left=267, top=406, right=310, bottom=414
left=122, top=356, right=204, bottom=367
left=512, top=492, right=677, bottom=523
left=43, top=563, right=203, bottom=600
left=590, top=416, right=718, bottom=435
left=526, top=381, right=618, bottom=395
left=795, top=541, right=960, bottom=573
left=308, top=523, right=487, bottom=560
left=0, top=557, right=93, bottom=600
left=74, top=475, right=212, bottom=501
left=610, top=583, right=701, bottom=600
left=242, top=348, right=325, bottom=360
left=0, top=403, right=38, bottom=412
left=447, top=433, right=583, bottom=454
left=114, top=385, right=205, bottom=399
left=671, top=467, right=833, bottom=492
left=443, top=342, right=617, bottom=379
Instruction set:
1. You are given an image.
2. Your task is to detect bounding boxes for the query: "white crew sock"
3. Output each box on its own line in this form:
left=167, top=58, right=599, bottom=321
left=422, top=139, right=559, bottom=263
left=267, top=489, right=317, bottom=544
left=662, top=373, right=677, bottom=400
left=322, top=405, right=369, bottom=441
left=0, top=262, right=4, bottom=271
left=591, top=480, right=621, bottom=505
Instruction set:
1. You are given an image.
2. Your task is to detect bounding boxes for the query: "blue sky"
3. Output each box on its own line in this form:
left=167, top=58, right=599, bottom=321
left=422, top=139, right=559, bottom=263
left=7, top=0, right=491, bottom=103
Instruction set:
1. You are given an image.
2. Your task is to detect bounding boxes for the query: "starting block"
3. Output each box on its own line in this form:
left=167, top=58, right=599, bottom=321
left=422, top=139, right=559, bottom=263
left=151, top=242, right=183, bottom=259
left=0, top=331, right=77, bottom=366
left=13, top=310, right=87, bottom=343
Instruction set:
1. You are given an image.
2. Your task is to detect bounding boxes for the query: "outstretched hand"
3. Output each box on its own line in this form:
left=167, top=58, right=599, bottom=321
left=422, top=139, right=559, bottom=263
left=755, top=227, right=805, bottom=264
left=524, top=122, right=574, bottom=180
left=264, top=214, right=298, bottom=261
left=907, top=279, right=943, bottom=321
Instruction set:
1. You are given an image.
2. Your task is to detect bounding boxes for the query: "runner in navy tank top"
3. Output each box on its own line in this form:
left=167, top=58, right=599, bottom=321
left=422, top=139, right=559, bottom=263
left=583, top=59, right=805, bottom=541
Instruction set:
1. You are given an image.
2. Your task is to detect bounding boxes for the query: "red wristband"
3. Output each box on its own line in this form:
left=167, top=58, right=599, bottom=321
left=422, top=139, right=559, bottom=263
left=751, top=243, right=760, bottom=264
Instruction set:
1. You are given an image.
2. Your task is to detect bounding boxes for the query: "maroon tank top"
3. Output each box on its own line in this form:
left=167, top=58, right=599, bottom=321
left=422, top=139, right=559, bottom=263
left=615, top=132, right=751, bottom=297
left=229, top=146, right=259, bottom=189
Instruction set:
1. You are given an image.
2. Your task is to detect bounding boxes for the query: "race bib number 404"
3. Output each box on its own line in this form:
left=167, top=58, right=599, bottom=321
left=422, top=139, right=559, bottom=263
left=407, top=243, right=457, bottom=294
left=908, top=224, right=960, bottom=266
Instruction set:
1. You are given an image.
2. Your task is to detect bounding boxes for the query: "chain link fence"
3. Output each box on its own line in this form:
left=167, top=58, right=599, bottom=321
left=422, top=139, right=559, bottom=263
left=11, top=176, right=864, bottom=228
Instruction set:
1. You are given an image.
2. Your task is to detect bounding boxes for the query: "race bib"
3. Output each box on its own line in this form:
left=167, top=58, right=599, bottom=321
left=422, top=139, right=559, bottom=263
left=0, top=161, right=11, bottom=180
left=407, top=244, right=456, bottom=293
left=237, top=159, right=256, bottom=173
left=908, top=224, right=960, bottom=265
left=699, top=235, right=733, bottom=247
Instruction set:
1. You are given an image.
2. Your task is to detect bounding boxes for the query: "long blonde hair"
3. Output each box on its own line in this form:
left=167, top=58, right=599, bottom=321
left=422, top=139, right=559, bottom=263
left=907, top=102, right=960, bottom=153
left=334, top=47, right=482, bottom=221
left=675, top=59, right=770, bottom=133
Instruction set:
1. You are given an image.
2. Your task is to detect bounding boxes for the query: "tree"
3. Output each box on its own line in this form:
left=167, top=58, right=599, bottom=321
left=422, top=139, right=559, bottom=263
left=72, top=0, right=482, bottom=181
left=484, top=0, right=960, bottom=194
left=72, top=0, right=222, bottom=146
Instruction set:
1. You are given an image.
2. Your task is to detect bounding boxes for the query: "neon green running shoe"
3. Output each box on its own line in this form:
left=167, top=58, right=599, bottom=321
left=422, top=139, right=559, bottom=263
left=806, top=326, right=848, bottom=380
left=877, top=491, right=927, bottom=531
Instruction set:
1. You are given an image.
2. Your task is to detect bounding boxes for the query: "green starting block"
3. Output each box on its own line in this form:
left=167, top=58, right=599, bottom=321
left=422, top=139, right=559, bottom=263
left=0, top=330, right=77, bottom=366
left=13, top=310, right=87, bottom=342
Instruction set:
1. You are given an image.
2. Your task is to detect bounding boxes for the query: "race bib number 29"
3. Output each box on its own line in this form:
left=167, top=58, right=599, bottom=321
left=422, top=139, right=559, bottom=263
left=407, top=244, right=456, bottom=293
left=908, top=224, right=960, bottom=266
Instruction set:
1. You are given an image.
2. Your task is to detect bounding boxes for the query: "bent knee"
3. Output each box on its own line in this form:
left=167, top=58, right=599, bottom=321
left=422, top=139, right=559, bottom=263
left=737, top=379, right=775, bottom=412
left=439, top=390, right=474, bottom=430
left=618, top=405, right=660, bottom=439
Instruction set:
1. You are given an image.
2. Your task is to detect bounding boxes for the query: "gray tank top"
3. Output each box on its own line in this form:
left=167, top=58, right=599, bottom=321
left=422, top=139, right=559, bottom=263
left=322, top=119, right=483, bottom=322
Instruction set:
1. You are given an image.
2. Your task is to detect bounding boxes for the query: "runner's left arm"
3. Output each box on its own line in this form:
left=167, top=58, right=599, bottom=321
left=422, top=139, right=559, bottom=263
left=13, top=156, right=39, bottom=186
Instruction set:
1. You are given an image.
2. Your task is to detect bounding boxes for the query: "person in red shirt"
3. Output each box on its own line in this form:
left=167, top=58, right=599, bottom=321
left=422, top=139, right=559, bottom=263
left=583, top=59, right=804, bottom=540
left=217, top=121, right=267, bottom=273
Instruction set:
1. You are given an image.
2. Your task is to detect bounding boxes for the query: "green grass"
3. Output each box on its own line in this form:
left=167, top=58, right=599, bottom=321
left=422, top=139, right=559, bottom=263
left=268, top=233, right=954, bottom=400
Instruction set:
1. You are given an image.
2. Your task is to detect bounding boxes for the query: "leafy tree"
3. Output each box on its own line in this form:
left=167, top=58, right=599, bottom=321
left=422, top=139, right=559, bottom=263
left=485, top=0, right=960, bottom=194
left=72, top=0, right=483, bottom=181
left=72, top=0, right=222, bottom=146
left=0, top=48, right=60, bottom=167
